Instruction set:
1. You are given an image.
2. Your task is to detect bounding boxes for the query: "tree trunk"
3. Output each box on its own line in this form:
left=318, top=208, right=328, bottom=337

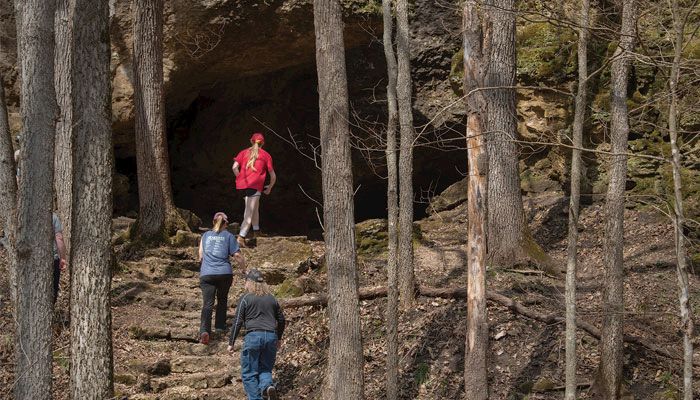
left=396, top=0, right=415, bottom=308
left=133, top=0, right=186, bottom=241
left=54, top=0, right=73, bottom=257
left=69, top=0, right=114, bottom=397
left=484, top=0, right=525, bottom=267
left=382, top=0, right=400, bottom=398
left=462, top=2, right=489, bottom=398
left=0, top=78, right=18, bottom=307
left=565, top=0, right=589, bottom=398
left=13, top=0, right=58, bottom=398
left=312, top=1, right=364, bottom=399
left=667, top=1, right=694, bottom=397
left=593, top=0, right=636, bottom=397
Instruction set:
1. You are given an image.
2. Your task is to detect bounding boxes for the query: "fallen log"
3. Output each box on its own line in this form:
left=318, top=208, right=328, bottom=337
left=280, top=284, right=685, bottom=364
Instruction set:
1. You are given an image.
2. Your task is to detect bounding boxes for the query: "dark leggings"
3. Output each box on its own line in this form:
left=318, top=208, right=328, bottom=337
left=200, top=274, right=233, bottom=333
left=53, top=258, right=61, bottom=304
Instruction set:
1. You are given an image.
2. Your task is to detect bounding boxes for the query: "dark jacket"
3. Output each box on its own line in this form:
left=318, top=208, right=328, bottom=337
left=229, top=293, right=286, bottom=345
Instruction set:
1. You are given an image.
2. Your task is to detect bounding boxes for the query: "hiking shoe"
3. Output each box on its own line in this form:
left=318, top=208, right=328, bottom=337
left=245, top=236, right=257, bottom=248
left=199, top=332, right=210, bottom=345
left=236, top=235, right=247, bottom=248
left=264, top=385, right=278, bottom=400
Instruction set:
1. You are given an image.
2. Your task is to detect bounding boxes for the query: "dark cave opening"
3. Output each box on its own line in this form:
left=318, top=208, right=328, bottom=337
left=115, top=46, right=466, bottom=238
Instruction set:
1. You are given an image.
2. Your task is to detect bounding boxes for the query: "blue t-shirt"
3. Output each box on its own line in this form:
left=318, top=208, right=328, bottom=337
left=200, top=230, right=239, bottom=276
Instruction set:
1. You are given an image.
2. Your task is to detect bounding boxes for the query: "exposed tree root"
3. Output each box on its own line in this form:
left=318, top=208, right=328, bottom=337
left=280, top=284, right=689, bottom=364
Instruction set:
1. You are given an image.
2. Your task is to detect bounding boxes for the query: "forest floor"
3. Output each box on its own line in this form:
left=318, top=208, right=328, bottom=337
left=0, top=193, right=699, bottom=399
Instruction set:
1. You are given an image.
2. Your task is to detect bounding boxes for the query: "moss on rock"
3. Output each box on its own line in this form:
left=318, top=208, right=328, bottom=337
left=516, top=22, right=576, bottom=84
left=274, top=277, right=304, bottom=298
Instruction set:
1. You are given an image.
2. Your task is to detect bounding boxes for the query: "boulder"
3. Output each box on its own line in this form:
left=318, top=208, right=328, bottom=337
left=177, top=208, right=203, bottom=232
left=245, top=236, right=314, bottom=283
left=355, top=219, right=389, bottom=254
left=426, top=178, right=467, bottom=215
left=170, top=230, right=201, bottom=248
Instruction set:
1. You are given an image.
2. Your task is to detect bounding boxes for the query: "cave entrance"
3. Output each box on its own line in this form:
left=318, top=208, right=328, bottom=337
left=166, top=65, right=325, bottom=237
left=114, top=48, right=464, bottom=238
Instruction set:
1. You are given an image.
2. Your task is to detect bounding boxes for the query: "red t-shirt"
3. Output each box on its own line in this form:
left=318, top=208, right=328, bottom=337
left=234, top=148, right=274, bottom=192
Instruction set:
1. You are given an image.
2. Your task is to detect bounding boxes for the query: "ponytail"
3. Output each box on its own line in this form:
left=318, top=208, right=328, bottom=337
left=246, top=142, right=261, bottom=171
left=213, top=215, right=226, bottom=233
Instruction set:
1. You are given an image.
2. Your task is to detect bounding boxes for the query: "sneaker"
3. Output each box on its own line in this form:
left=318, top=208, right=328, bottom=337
left=199, top=332, right=210, bottom=345
left=264, top=385, right=278, bottom=400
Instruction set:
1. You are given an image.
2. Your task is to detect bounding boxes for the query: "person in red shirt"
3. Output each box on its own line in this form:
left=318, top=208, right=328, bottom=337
left=232, top=133, right=276, bottom=247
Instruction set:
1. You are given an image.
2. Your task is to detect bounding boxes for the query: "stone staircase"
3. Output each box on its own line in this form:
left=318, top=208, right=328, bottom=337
left=111, top=236, right=320, bottom=399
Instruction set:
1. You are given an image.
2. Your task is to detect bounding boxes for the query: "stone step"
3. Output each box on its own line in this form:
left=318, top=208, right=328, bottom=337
left=128, top=385, right=241, bottom=400
left=171, top=355, right=230, bottom=374
left=152, top=370, right=236, bottom=391
left=143, top=247, right=198, bottom=261
left=128, top=325, right=198, bottom=342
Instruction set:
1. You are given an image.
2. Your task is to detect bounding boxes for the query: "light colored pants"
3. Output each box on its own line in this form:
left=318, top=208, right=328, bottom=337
left=239, top=191, right=261, bottom=237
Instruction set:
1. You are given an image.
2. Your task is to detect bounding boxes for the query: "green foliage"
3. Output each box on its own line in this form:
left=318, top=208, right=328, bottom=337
left=414, top=362, right=430, bottom=386
left=516, top=22, right=576, bottom=84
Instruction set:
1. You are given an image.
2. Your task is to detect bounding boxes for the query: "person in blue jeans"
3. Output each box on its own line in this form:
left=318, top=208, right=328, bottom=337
left=228, top=269, right=286, bottom=400
left=198, top=212, right=246, bottom=344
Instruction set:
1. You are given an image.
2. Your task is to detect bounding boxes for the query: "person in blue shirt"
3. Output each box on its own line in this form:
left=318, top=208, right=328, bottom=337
left=198, top=211, right=246, bottom=344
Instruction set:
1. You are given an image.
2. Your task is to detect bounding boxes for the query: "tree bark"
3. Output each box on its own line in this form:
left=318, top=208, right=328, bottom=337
left=593, top=1, right=636, bottom=397
left=0, top=78, right=18, bottom=307
left=13, top=0, right=58, bottom=398
left=312, top=1, right=364, bottom=398
left=54, top=0, right=73, bottom=257
left=69, top=0, right=114, bottom=397
left=484, top=0, right=525, bottom=267
left=462, top=2, right=489, bottom=398
left=396, top=0, right=415, bottom=308
left=565, top=0, right=589, bottom=398
left=667, top=1, right=694, bottom=397
left=382, top=0, right=400, bottom=398
left=133, top=0, right=186, bottom=241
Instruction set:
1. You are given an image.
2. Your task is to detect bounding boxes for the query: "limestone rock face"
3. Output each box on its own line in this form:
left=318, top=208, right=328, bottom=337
left=426, top=178, right=467, bottom=215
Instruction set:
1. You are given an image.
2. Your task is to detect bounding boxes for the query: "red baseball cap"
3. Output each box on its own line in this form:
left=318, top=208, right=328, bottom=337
left=250, top=132, right=265, bottom=145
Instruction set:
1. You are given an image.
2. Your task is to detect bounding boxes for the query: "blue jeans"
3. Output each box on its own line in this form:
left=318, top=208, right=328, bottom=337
left=241, top=331, right=277, bottom=400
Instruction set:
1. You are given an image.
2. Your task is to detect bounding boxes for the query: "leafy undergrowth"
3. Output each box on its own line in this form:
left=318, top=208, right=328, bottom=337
left=0, top=194, right=699, bottom=399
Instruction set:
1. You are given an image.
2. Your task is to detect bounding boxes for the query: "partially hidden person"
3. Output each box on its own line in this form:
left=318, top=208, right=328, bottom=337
left=232, top=132, right=276, bottom=248
left=198, top=212, right=246, bottom=345
left=52, top=212, right=67, bottom=304
left=228, top=269, right=285, bottom=400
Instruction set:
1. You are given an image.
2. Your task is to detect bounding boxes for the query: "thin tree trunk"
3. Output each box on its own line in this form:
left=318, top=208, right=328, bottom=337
left=462, top=2, right=489, bottom=398
left=133, top=0, right=186, bottom=241
left=54, top=0, right=73, bottom=257
left=594, top=0, right=636, bottom=397
left=0, top=77, right=18, bottom=309
left=13, top=0, right=58, bottom=398
left=396, top=0, right=415, bottom=308
left=667, top=1, right=694, bottom=397
left=565, top=0, right=589, bottom=398
left=313, top=1, right=364, bottom=398
left=484, top=0, right=525, bottom=267
left=382, top=0, right=400, bottom=398
left=69, top=0, right=114, bottom=397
